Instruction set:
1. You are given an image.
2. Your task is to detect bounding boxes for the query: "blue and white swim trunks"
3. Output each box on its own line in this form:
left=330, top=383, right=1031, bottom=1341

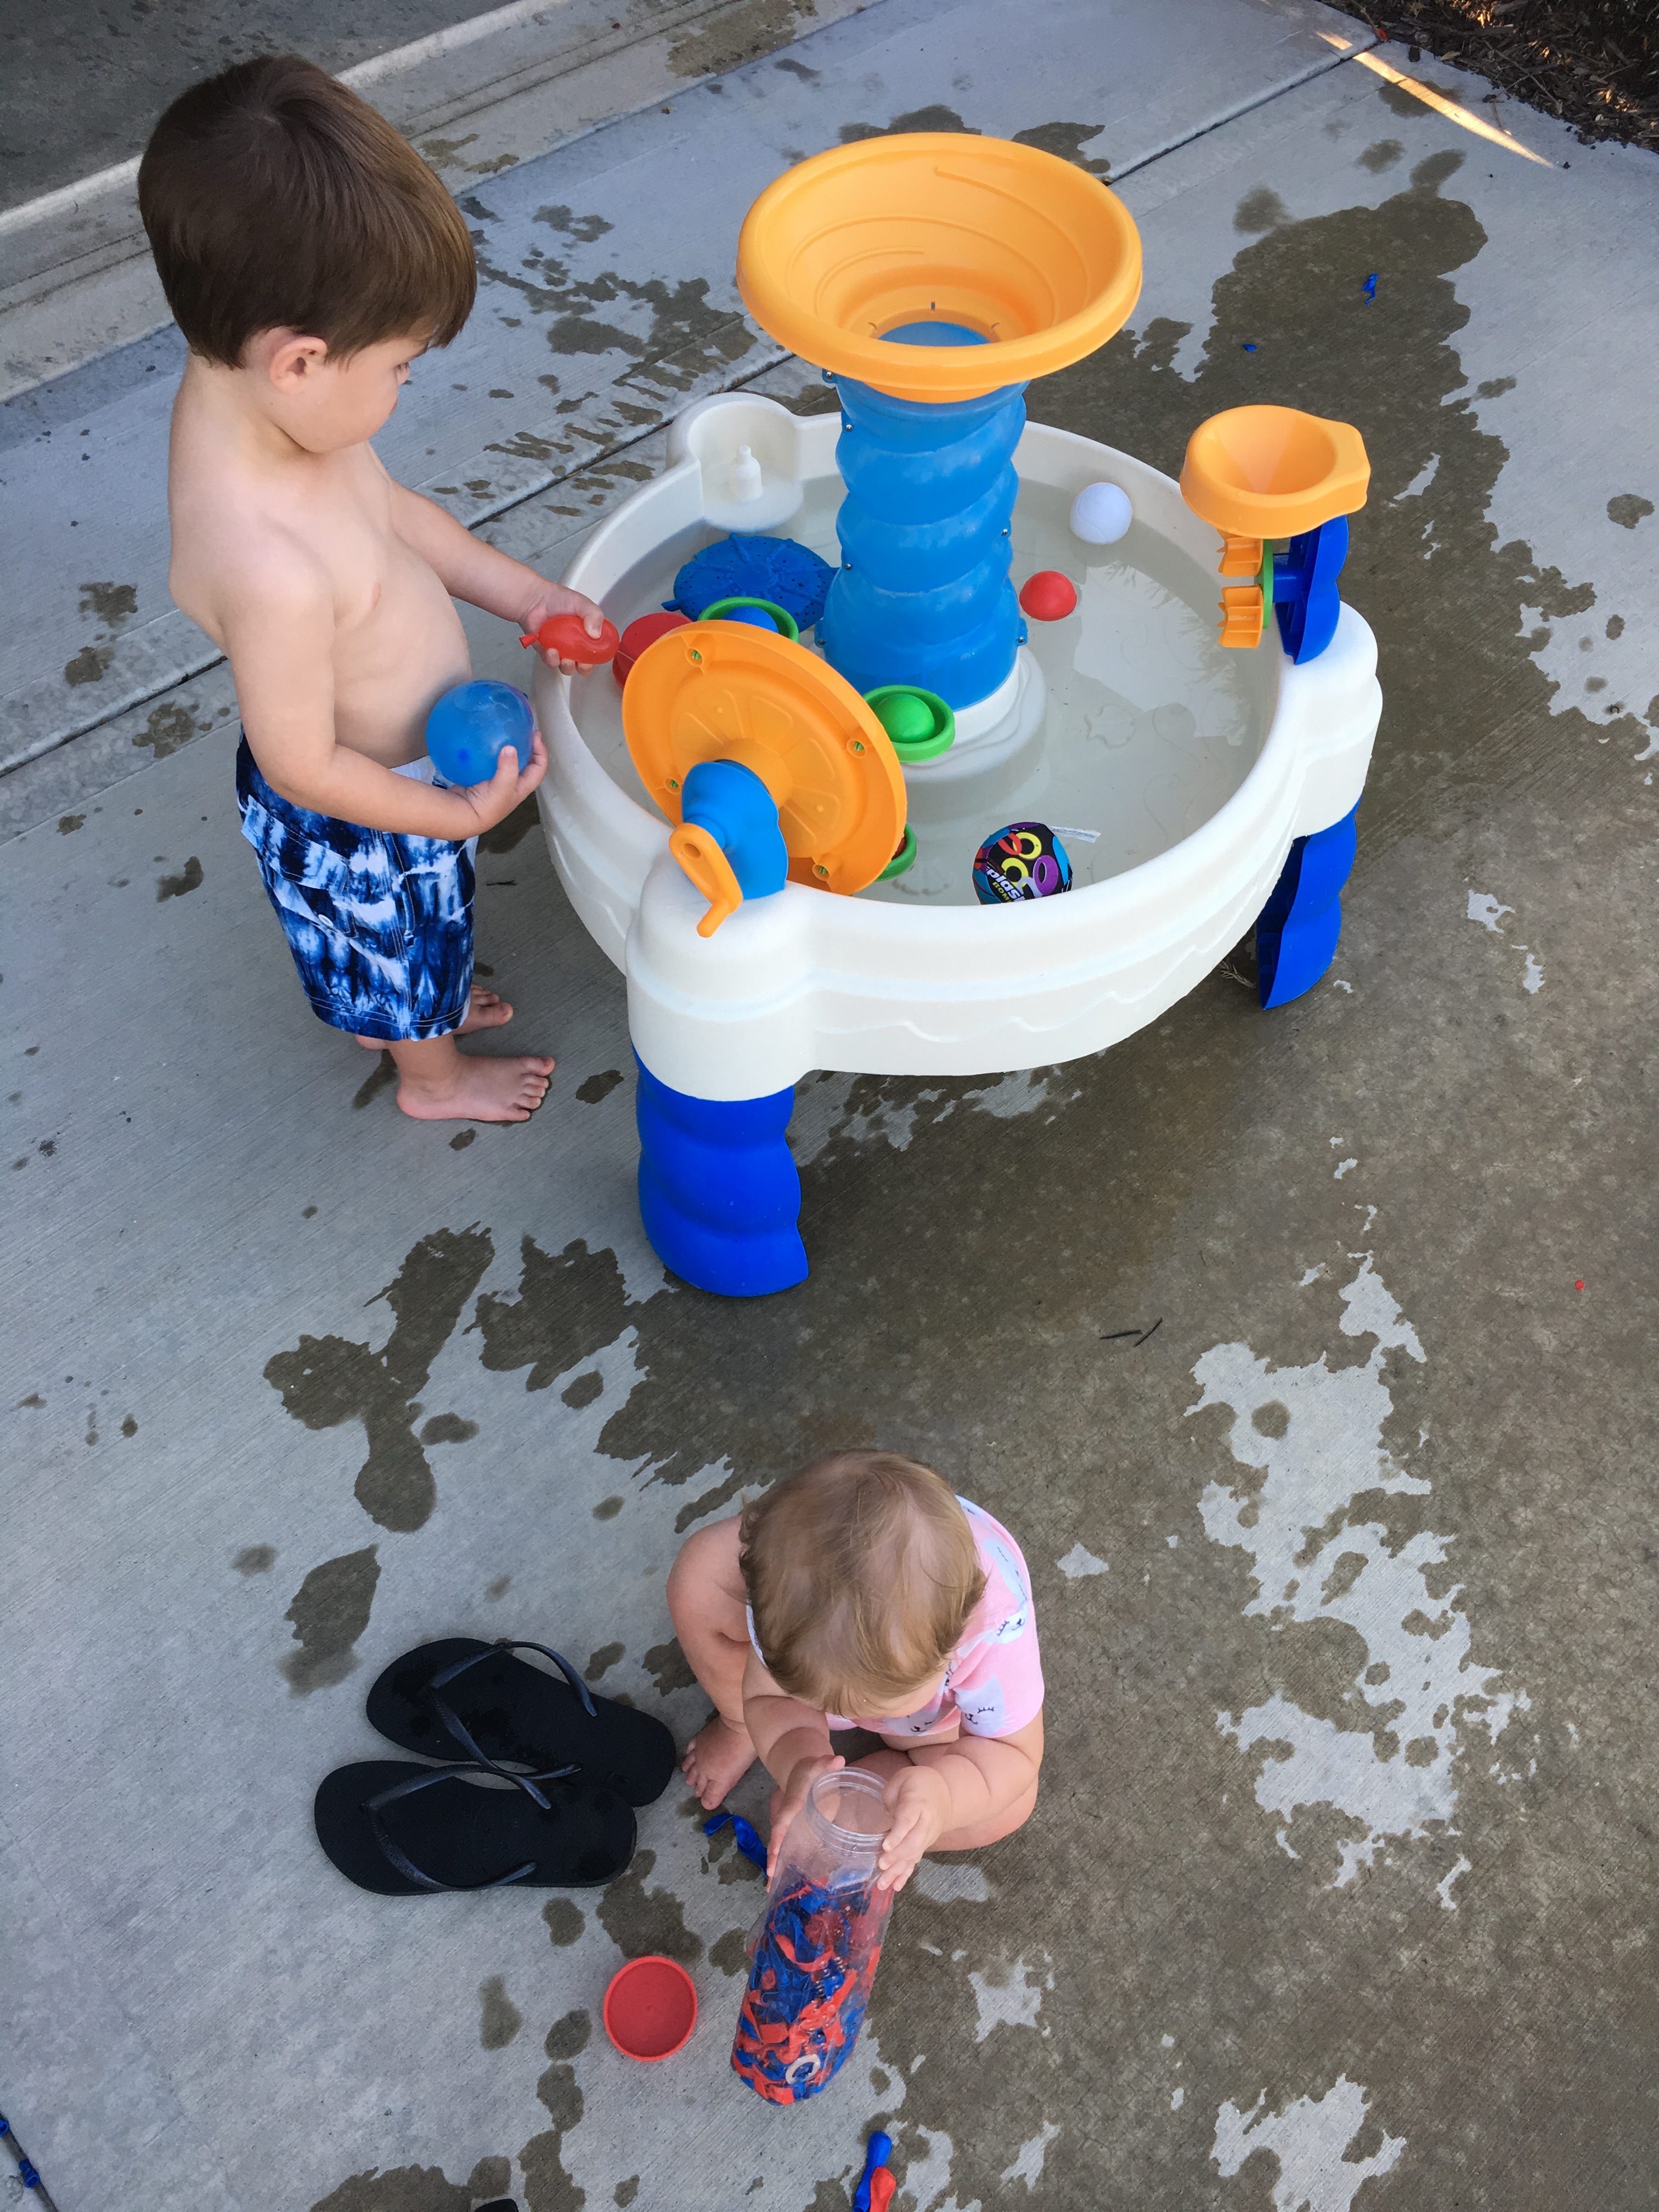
left=236, top=737, right=476, bottom=1043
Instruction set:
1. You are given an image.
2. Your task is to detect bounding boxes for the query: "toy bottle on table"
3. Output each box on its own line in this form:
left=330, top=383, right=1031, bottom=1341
left=732, top=1768, right=895, bottom=2103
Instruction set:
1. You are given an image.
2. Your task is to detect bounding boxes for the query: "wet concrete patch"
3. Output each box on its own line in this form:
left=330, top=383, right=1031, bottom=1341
left=596, top=1848, right=704, bottom=1963
left=839, top=101, right=978, bottom=144
left=1035, top=149, right=1641, bottom=857
left=353, top=1054, right=399, bottom=1111
left=541, top=1899, right=585, bottom=1947
left=479, top=1976, right=524, bottom=2050
left=312, top=2159, right=510, bottom=2212
left=264, top=1229, right=496, bottom=1532
left=667, top=0, right=818, bottom=80
left=1234, top=184, right=1290, bottom=232
left=1011, top=120, right=1112, bottom=174
left=155, top=856, right=202, bottom=900
left=134, top=699, right=201, bottom=760
left=472, top=1235, right=631, bottom=1393
left=279, top=1547, right=381, bottom=1695
left=520, top=2013, right=591, bottom=2212
left=575, top=1069, right=624, bottom=1104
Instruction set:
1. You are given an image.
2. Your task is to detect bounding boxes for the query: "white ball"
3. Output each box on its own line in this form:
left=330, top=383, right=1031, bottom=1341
left=1069, top=480, right=1132, bottom=545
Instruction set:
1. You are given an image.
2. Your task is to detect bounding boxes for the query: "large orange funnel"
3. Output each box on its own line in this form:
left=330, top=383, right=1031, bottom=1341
left=736, top=135, right=1142, bottom=403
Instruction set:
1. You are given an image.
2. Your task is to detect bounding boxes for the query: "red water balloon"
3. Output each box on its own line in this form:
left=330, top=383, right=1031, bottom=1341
left=520, top=611, right=620, bottom=663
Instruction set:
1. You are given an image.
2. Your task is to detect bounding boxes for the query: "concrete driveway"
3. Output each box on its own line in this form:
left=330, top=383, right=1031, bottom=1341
left=3, top=2, right=1657, bottom=2207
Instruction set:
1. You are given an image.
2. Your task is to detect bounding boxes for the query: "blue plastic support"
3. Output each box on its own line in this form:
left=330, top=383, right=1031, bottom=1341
left=1255, top=800, right=1360, bottom=1008
left=1273, top=515, right=1348, bottom=664
left=820, top=323, right=1028, bottom=709
left=679, top=760, right=788, bottom=901
left=635, top=1057, right=807, bottom=1296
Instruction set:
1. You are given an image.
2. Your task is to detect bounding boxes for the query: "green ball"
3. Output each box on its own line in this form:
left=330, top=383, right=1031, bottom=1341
left=874, top=691, right=937, bottom=745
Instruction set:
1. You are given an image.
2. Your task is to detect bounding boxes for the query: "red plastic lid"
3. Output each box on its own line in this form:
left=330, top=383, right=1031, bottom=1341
left=1018, top=569, right=1079, bottom=621
left=613, top=610, right=691, bottom=690
left=603, top=1956, right=698, bottom=2061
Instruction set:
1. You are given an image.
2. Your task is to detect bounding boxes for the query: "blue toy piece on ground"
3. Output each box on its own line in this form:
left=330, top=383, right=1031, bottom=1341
left=634, top=1060, right=807, bottom=1297
left=702, top=1810, right=768, bottom=1869
left=854, top=2131, right=895, bottom=2211
left=1255, top=800, right=1361, bottom=1007
left=424, top=680, right=534, bottom=787
left=670, top=534, right=836, bottom=631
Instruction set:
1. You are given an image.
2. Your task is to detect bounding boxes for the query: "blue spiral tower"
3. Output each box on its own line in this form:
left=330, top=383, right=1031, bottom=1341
left=819, top=326, right=1028, bottom=712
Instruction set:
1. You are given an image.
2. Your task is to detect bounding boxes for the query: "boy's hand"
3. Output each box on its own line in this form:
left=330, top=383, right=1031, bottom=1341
left=876, top=1765, right=952, bottom=1893
left=767, top=1753, right=845, bottom=1880
left=459, top=726, right=548, bottom=832
left=520, top=580, right=610, bottom=673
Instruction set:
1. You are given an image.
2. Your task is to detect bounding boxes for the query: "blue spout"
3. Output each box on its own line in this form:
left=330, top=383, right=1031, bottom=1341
left=680, top=760, right=788, bottom=900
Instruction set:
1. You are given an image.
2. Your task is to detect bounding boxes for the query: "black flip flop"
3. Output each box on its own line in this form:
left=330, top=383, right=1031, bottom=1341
left=366, top=1638, right=676, bottom=1807
left=313, top=1758, right=636, bottom=1895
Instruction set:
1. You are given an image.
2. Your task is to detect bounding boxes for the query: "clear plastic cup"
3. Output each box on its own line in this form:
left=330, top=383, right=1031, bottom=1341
left=731, top=1768, right=895, bottom=2103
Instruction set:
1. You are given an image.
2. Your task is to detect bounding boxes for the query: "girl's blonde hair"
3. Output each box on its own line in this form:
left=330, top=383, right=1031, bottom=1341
left=740, top=1451, right=986, bottom=1712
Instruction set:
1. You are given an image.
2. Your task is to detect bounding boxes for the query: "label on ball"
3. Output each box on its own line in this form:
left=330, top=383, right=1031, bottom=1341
left=972, top=822, right=1074, bottom=904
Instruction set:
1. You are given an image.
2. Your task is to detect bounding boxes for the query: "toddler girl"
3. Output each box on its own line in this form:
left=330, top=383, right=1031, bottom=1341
left=668, top=1451, right=1043, bottom=1893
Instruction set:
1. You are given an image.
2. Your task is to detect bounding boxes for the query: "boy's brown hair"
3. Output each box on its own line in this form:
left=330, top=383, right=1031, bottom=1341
left=741, top=1451, right=986, bottom=1712
left=138, top=55, right=476, bottom=365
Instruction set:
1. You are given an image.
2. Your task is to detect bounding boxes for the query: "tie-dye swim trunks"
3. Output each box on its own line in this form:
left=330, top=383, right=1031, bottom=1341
left=236, top=737, right=476, bottom=1043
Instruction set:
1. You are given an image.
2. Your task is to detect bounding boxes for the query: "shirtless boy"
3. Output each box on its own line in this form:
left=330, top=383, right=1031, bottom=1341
left=139, top=56, right=607, bottom=1122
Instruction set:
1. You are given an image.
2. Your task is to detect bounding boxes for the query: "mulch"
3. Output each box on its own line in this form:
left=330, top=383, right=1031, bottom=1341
left=1325, top=0, right=1659, bottom=149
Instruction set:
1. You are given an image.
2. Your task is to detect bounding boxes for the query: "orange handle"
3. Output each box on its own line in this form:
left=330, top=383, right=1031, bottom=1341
left=668, top=823, right=743, bottom=938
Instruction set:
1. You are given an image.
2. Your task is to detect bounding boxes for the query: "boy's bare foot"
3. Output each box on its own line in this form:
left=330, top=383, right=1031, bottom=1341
left=396, top=1052, right=555, bottom=1124
left=458, top=990, right=514, bottom=1035
left=682, top=1713, right=758, bottom=1809
left=358, top=989, right=512, bottom=1046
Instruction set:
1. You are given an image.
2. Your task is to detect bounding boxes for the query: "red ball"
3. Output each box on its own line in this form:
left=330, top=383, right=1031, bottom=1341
left=613, top=610, right=690, bottom=689
left=1018, top=569, right=1079, bottom=621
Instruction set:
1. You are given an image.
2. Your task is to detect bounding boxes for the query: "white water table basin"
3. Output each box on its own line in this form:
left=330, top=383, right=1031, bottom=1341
left=535, top=391, right=1379, bottom=1108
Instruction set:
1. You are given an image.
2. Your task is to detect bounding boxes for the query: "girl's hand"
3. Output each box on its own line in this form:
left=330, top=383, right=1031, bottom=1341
left=876, top=1765, right=952, bottom=1893
left=520, top=581, right=609, bottom=673
left=460, top=726, right=548, bottom=831
left=767, top=1753, right=844, bottom=1880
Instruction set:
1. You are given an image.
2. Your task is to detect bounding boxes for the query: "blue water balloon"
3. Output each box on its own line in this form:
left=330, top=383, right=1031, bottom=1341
left=424, top=680, right=535, bottom=788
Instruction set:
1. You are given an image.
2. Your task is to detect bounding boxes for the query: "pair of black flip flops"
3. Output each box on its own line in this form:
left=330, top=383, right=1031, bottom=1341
left=314, top=1638, right=677, bottom=1895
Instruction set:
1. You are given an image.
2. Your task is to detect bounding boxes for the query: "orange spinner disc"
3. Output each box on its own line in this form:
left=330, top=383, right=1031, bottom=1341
left=622, top=623, right=906, bottom=896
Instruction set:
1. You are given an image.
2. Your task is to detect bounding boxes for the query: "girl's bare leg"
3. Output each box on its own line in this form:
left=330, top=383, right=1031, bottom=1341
left=666, top=1516, right=758, bottom=1807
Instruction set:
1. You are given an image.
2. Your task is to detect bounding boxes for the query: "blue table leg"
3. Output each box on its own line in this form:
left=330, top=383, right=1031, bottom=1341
left=1256, top=801, right=1360, bottom=1009
left=635, top=1057, right=808, bottom=1296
